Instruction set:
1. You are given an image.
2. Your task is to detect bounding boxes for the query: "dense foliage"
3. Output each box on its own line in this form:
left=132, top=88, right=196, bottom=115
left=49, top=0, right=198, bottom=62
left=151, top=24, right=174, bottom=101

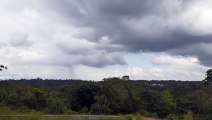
left=0, top=77, right=211, bottom=119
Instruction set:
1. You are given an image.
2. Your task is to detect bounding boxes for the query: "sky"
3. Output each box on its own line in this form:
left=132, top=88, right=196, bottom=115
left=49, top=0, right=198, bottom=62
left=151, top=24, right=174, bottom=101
left=0, top=0, right=211, bottom=81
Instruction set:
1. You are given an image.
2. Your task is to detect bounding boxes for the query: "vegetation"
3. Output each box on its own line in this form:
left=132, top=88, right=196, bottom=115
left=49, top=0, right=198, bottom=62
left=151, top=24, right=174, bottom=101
left=0, top=65, right=7, bottom=71
left=0, top=69, right=211, bottom=120
left=204, top=69, right=212, bottom=85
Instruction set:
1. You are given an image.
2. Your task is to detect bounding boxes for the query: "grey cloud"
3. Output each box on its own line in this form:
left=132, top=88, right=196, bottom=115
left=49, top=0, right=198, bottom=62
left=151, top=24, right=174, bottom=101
left=33, top=50, right=126, bottom=68
left=45, top=0, right=212, bottom=66
left=170, top=43, right=212, bottom=66
left=1, top=0, right=212, bottom=68
left=115, top=31, right=212, bottom=52
left=54, top=39, right=126, bottom=67
left=80, top=52, right=126, bottom=67
left=9, top=33, right=32, bottom=47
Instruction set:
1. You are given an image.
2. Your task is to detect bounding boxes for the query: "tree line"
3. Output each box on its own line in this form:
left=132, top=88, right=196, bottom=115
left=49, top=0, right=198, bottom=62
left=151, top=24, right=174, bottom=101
left=0, top=78, right=211, bottom=118
left=0, top=67, right=211, bottom=119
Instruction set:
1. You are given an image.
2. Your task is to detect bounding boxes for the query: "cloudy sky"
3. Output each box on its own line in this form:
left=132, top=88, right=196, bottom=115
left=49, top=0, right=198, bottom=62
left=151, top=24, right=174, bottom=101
left=0, top=0, right=211, bottom=80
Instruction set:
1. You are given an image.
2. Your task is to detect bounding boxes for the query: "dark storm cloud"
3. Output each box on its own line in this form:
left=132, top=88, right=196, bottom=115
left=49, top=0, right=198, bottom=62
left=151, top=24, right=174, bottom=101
left=37, top=0, right=212, bottom=66
left=170, top=43, right=212, bottom=66
left=9, top=0, right=212, bottom=67
left=54, top=38, right=126, bottom=67
left=116, top=32, right=212, bottom=52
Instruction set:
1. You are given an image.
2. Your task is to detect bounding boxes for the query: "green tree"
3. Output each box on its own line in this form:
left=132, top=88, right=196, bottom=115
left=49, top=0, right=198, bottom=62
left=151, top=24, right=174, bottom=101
left=139, top=90, right=175, bottom=118
left=24, top=88, right=48, bottom=110
left=45, top=98, right=65, bottom=114
left=68, top=82, right=101, bottom=111
left=102, top=78, right=138, bottom=114
left=90, top=94, right=111, bottom=114
left=205, top=69, right=212, bottom=83
left=45, top=91, right=66, bottom=114
left=158, top=90, right=176, bottom=118
left=0, top=88, right=23, bottom=108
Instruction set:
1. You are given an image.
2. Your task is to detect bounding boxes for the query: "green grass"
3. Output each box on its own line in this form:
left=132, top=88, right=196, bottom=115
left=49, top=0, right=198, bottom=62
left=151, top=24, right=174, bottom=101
left=0, top=116, right=126, bottom=120
left=0, top=105, right=146, bottom=120
left=0, top=106, right=42, bottom=115
left=1, top=105, right=211, bottom=120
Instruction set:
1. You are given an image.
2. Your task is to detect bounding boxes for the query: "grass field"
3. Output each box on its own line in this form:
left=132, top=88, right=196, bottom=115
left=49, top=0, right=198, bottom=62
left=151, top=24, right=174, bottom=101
left=0, top=115, right=144, bottom=120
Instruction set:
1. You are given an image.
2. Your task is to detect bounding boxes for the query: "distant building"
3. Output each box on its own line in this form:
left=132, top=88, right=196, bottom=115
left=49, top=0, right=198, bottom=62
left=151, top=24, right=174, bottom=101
left=122, top=75, right=130, bottom=80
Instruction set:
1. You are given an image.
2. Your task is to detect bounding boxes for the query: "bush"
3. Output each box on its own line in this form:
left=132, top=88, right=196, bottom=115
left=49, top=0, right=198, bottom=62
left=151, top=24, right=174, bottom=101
left=90, top=103, right=111, bottom=114
left=184, top=111, right=194, bottom=120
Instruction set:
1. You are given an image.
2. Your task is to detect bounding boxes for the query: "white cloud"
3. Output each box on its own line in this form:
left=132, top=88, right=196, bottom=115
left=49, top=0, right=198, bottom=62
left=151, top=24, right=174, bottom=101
left=114, top=54, right=208, bottom=81
left=178, top=0, right=212, bottom=35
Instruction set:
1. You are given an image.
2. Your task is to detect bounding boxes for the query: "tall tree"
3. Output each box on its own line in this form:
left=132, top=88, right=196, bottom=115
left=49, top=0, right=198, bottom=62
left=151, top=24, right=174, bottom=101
left=102, top=78, right=138, bottom=114
left=68, top=82, right=101, bottom=111
left=204, top=69, right=212, bottom=83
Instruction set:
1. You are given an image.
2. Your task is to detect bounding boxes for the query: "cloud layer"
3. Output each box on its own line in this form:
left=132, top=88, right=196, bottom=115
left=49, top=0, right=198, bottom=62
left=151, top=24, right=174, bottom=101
left=0, top=0, right=211, bottom=80
left=37, top=0, right=212, bottom=66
